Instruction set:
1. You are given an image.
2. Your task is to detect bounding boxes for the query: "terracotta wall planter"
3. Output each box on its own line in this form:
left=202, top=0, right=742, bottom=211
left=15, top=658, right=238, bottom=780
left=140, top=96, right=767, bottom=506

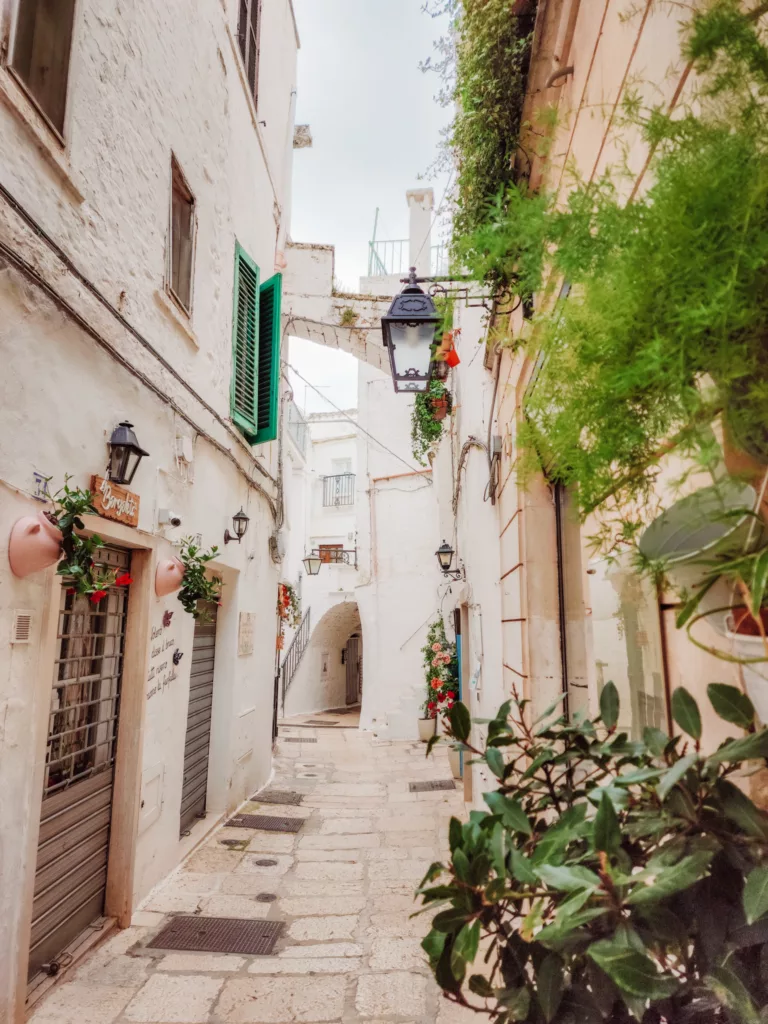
left=155, top=556, right=185, bottom=597
left=9, top=511, right=62, bottom=578
left=432, top=398, right=448, bottom=422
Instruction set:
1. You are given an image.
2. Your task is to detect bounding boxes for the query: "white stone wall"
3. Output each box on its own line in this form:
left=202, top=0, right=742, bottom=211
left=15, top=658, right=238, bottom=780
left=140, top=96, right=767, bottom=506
left=0, top=0, right=298, bottom=1012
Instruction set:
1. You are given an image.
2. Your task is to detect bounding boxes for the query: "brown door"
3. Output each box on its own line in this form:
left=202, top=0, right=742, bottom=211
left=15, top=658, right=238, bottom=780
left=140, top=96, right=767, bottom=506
left=179, top=602, right=218, bottom=834
left=28, top=546, right=130, bottom=981
left=345, top=635, right=360, bottom=705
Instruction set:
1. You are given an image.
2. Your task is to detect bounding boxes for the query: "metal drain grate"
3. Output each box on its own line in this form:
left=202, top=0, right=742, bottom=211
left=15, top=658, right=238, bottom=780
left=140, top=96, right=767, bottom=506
left=225, top=814, right=304, bottom=833
left=252, top=790, right=304, bottom=806
left=147, top=916, right=283, bottom=955
left=253, top=858, right=278, bottom=867
left=281, top=737, right=317, bottom=743
left=409, top=780, right=457, bottom=792
left=256, top=893, right=277, bottom=903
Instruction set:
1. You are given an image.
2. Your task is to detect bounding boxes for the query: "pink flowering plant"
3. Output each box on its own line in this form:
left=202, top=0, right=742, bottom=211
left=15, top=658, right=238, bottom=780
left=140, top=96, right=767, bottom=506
left=421, top=618, right=459, bottom=719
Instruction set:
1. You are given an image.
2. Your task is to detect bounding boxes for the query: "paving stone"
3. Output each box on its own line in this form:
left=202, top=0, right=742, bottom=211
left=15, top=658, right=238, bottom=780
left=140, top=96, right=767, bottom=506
left=386, top=832, right=435, bottom=847
left=248, top=958, right=362, bottom=974
left=29, top=983, right=134, bottom=1024
left=123, top=973, right=223, bottom=1022
left=128, top=911, right=167, bottom=928
left=371, top=893, right=420, bottom=913
left=219, top=873, right=284, bottom=896
left=156, top=952, right=246, bottom=971
left=280, top=896, right=366, bottom=917
left=142, top=890, right=202, bottom=914
left=369, top=912, right=428, bottom=938
left=234, top=853, right=295, bottom=875
left=198, top=893, right=273, bottom=918
left=279, top=879, right=364, bottom=897
left=73, top=950, right=150, bottom=987
left=319, top=818, right=373, bottom=834
left=294, top=849, right=363, bottom=862
left=299, top=833, right=380, bottom=850
left=154, top=871, right=226, bottom=896
left=183, top=847, right=244, bottom=872
left=217, top=974, right=347, bottom=1022
left=369, top=937, right=426, bottom=970
left=356, top=972, right=427, bottom=1017
left=294, top=861, right=364, bottom=881
left=245, top=834, right=297, bottom=854
left=281, top=942, right=363, bottom=957
left=378, top=816, right=439, bottom=832
left=288, top=916, right=359, bottom=941
left=366, top=847, right=409, bottom=861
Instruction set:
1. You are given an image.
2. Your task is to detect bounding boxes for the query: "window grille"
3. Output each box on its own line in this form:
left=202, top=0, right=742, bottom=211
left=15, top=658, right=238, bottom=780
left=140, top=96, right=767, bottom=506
left=322, top=474, right=355, bottom=507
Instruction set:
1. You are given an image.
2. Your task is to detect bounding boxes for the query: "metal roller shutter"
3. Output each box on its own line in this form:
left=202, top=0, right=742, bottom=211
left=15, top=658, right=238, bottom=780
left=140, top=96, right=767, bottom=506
left=179, top=602, right=218, bottom=834
left=28, top=546, right=130, bottom=982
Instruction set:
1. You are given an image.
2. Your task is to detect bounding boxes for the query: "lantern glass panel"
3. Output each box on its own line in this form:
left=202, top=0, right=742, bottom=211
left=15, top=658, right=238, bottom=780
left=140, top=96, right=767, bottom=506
left=303, top=555, right=322, bottom=576
left=436, top=543, right=454, bottom=571
left=123, top=449, right=143, bottom=486
left=390, top=322, right=434, bottom=379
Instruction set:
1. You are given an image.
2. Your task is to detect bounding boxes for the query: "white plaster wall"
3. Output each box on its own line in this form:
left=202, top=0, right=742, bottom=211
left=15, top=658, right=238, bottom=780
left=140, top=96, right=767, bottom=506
left=282, top=599, right=360, bottom=716
left=0, top=0, right=298, bottom=1009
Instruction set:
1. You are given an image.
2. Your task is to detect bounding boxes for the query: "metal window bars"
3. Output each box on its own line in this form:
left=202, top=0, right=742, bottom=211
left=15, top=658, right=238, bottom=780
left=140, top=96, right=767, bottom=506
left=322, top=473, right=355, bottom=507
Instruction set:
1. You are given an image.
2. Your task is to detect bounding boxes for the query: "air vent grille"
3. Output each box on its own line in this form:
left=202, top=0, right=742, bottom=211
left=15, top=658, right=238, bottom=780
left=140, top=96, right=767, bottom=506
left=12, top=610, right=32, bottom=644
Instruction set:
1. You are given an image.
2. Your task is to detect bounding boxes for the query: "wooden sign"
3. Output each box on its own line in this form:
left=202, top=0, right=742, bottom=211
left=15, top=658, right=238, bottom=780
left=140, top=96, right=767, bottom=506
left=90, top=475, right=140, bottom=528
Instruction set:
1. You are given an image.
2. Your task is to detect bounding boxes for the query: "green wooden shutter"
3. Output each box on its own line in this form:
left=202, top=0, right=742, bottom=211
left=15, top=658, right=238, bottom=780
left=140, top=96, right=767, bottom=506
left=230, top=243, right=260, bottom=441
left=254, top=272, right=282, bottom=444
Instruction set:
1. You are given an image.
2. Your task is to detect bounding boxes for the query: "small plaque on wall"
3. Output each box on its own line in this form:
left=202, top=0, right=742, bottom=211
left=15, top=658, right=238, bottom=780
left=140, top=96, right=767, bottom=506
left=90, top=475, right=140, bottom=527
left=238, top=612, right=256, bottom=656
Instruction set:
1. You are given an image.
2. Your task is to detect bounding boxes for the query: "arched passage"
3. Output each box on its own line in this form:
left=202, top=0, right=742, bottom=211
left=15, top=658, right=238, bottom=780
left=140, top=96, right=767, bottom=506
left=283, top=601, right=362, bottom=717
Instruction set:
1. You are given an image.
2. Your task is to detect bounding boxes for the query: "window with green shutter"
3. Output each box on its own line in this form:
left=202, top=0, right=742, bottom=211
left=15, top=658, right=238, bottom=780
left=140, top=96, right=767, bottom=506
left=254, top=272, right=282, bottom=444
left=230, top=243, right=282, bottom=445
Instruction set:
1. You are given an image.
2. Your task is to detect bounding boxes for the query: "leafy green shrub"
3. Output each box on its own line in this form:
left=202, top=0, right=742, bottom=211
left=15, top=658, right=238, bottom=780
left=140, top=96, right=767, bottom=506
left=178, top=538, right=222, bottom=619
left=412, top=380, right=451, bottom=465
left=421, top=683, right=768, bottom=1023
left=50, top=478, right=126, bottom=599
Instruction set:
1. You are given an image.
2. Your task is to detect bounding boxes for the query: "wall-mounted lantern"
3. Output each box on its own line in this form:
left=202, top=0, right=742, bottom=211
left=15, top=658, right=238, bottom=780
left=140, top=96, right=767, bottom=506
left=436, top=540, right=465, bottom=581
left=108, top=421, right=149, bottom=486
left=224, top=507, right=250, bottom=545
left=381, top=267, right=441, bottom=393
left=302, top=552, right=322, bottom=576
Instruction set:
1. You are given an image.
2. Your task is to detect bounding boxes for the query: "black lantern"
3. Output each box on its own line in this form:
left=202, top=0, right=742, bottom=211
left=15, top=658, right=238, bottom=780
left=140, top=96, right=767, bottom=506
left=107, top=421, right=149, bottom=486
left=224, top=507, right=250, bottom=544
left=436, top=539, right=464, bottom=581
left=302, top=553, right=322, bottom=576
left=381, top=267, right=441, bottom=393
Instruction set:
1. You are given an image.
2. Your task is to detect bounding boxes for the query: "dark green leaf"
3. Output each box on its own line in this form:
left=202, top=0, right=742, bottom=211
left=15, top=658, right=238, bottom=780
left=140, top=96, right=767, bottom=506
left=453, top=848, right=470, bottom=882
left=707, top=729, right=768, bottom=765
left=626, top=850, right=714, bottom=905
left=593, top=791, right=620, bottom=855
left=536, top=953, right=564, bottom=1022
left=436, top=937, right=462, bottom=991
left=587, top=939, right=678, bottom=999
left=453, top=921, right=480, bottom=964
left=744, top=866, right=768, bottom=925
left=708, top=684, right=755, bottom=730
left=599, top=681, right=619, bottom=730
left=418, top=862, right=443, bottom=888
left=426, top=733, right=441, bottom=758
left=469, top=974, right=494, bottom=998
left=486, top=747, right=505, bottom=779
left=717, top=779, right=768, bottom=839
left=643, top=726, right=670, bottom=757
left=706, top=965, right=760, bottom=1024
left=449, top=817, right=463, bottom=852
left=490, top=822, right=505, bottom=877
left=672, top=686, right=702, bottom=741
left=432, top=908, right=470, bottom=933
left=537, top=907, right=607, bottom=946
left=494, top=986, right=530, bottom=1021
left=421, top=928, right=445, bottom=961
left=751, top=549, right=768, bottom=617
left=483, top=792, right=532, bottom=835
left=656, top=752, right=698, bottom=802
left=449, top=701, right=471, bottom=742
left=510, top=847, right=537, bottom=885
left=536, top=864, right=601, bottom=892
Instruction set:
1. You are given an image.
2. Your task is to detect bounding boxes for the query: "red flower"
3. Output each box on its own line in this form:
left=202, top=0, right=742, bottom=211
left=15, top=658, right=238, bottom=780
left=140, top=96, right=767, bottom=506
left=430, top=678, right=442, bottom=690
left=427, top=701, right=436, bottom=709
left=90, top=590, right=107, bottom=604
left=66, top=587, right=75, bottom=596
left=446, top=691, right=455, bottom=700
left=115, top=573, right=133, bottom=587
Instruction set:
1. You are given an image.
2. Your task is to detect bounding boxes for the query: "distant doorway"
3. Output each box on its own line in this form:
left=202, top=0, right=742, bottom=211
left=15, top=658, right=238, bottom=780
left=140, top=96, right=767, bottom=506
left=345, top=632, right=361, bottom=705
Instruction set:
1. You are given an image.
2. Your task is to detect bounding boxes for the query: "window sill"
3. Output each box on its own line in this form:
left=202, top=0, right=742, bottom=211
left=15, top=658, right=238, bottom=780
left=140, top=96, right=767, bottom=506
left=154, top=287, right=199, bottom=348
left=0, top=68, right=85, bottom=204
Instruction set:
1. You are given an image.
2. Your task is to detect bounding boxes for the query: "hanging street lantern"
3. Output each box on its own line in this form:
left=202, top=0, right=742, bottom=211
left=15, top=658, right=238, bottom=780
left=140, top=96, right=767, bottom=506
left=436, top=540, right=464, bottom=581
left=224, top=507, right=250, bottom=544
left=302, top=552, right=322, bottom=576
left=107, top=421, right=149, bottom=486
left=380, top=267, right=441, bottom=393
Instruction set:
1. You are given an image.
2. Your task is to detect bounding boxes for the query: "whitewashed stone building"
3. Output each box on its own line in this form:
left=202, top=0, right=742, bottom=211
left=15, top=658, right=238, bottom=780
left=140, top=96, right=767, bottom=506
left=0, top=0, right=300, bottom=1016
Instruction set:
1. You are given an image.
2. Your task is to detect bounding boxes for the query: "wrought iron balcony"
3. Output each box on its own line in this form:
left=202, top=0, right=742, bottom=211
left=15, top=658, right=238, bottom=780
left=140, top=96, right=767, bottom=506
left=322, top=473, right=355, bottom=507
left=312, top=546, right=358, bottom=568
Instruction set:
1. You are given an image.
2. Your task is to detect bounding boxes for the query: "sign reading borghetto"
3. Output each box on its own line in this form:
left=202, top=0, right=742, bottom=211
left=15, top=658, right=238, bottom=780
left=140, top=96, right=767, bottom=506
left=90, top=475, right=140, bottom=527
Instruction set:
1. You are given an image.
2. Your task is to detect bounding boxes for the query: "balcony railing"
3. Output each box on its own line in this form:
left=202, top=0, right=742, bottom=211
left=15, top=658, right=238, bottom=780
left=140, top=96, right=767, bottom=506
left=287, top=400, right=308, bottom=457
left=367, top=239, right=449, bottom=278
left=322, top=473, right=355, bottom=507
left=312, top=547, right=358, bottom=568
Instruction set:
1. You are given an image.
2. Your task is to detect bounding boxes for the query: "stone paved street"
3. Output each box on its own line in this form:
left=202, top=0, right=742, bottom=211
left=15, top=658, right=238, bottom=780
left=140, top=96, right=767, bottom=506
left=29, top=722, right=467, bottom=1024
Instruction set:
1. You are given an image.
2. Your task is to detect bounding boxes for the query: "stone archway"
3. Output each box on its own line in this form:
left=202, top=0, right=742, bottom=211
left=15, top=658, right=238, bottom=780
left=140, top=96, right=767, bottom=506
left=283, top=601, right=362, bottom=717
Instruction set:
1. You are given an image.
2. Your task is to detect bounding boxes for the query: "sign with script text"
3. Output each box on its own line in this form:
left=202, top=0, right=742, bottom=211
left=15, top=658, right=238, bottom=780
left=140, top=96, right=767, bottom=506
left=90, top=475, right=140, bottom=528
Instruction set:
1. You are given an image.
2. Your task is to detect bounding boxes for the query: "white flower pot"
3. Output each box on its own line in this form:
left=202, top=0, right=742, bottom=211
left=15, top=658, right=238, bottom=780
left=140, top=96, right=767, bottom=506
left=417, top=718, right=437, bottom=742
left=448, top=747, right=462, bottom=779
left=726, top=630, right=768, bottom=723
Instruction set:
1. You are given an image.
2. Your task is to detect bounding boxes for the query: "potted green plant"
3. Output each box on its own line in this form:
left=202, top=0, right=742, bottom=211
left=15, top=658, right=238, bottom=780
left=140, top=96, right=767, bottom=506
left=419, top=619, right=460, bottom=756
left=412, top=381, right=451, bottom=465
left=178, top=537, right=222, bottom=620
left=422, top=682, right=768, bottom=1023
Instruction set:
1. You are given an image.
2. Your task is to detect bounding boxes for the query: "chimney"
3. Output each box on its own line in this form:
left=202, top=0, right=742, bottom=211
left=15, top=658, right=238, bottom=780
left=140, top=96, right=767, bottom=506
left=406, top=188, right=434, bottom=278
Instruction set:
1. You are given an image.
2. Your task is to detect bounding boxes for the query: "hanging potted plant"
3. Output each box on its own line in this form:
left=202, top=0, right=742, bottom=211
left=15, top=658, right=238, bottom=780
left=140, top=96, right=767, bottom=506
left=412, top=381, right=451, bottom=466
left=177, top=537, right=222, bottom=620
left=278, top=582, right=301, bottom=628
left=419, top=619, right=460, bottom=767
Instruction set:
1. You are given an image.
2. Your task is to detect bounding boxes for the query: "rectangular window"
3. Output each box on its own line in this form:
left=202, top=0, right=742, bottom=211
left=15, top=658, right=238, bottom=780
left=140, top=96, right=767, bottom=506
left=169, top=158, right=196, bottom=314
left=332, top=458, right=352, bottom=475
left=237, top=0, right=261, bottom=105
left=11, top=0, right=77, bottom=134
left=230, top=243, right=281, bottom=444
left=318, top=544, right=343, bottom=564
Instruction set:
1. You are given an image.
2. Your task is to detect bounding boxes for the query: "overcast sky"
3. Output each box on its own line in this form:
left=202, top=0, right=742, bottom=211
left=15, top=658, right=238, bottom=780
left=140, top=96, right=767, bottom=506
left=286, top=0, right=452, bottom=415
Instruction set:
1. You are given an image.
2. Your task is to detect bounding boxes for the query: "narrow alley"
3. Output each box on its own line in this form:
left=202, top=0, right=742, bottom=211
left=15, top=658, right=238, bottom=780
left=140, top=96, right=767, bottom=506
left=27, top=718, right=465, bottom=1024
